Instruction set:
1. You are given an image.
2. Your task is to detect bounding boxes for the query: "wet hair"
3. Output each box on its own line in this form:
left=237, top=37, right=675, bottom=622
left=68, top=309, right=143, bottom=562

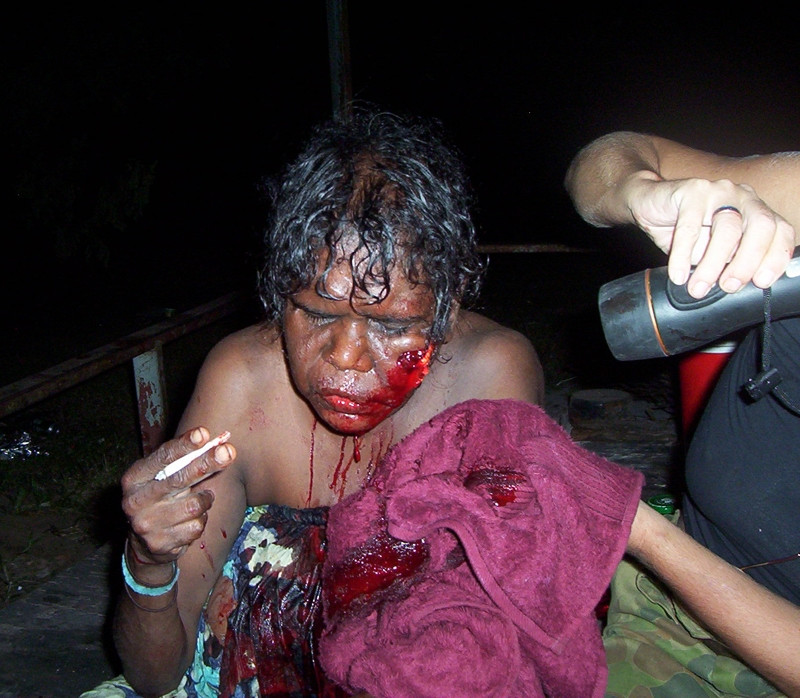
left=257, top=108, right=484, bottom=344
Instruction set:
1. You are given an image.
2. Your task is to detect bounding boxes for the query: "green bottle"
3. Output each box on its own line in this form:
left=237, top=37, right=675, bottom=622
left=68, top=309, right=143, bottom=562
left=646, top=493, right=677, bottom=516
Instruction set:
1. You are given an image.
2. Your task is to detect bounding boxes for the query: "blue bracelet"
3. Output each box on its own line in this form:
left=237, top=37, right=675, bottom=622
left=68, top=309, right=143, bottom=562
left=121, top=543, right=179, bottom=597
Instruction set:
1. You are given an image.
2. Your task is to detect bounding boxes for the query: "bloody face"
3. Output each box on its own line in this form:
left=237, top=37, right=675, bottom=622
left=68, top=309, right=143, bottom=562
left=282, top=252, right=438, bottom=435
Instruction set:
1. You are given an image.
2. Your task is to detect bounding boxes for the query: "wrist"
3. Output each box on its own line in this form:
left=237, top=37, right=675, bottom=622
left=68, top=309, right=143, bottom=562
left=631, top=168, right=663, bottom=183
left=626, top=500, right=665, bottom=559
left=123, top=539, right=179, bottom=592
left=590, top=169, right=663, bottom=228
left=621, top=169, right=662, bottom=212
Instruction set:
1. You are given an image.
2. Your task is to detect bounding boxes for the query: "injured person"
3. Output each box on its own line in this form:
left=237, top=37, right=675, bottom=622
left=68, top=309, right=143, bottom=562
left=84, top=111, right=799, bottom=698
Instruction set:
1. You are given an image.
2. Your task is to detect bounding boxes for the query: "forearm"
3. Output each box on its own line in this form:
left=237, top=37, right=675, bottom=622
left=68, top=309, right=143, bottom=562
left=564, top=131, right=662, bottom=227
left=568, top=132, right=800, bottom=233
left=114, top=598, right=192, bottom=697
left=628, top=501, right=800, bottom=696
left=113, top=555, right=194, bottom=697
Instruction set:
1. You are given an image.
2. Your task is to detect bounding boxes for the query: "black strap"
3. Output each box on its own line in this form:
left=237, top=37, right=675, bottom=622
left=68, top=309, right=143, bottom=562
left=743, top=288, right=800, bottom=416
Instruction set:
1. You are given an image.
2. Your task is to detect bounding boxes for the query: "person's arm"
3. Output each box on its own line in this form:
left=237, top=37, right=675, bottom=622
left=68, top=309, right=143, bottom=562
left=627, top=501, right=800, bottom=697
left=112, top=428, right=242, bottom=696
left=564, top=131, right=800, bottom=299
left=113, top=340, right=252, bottom=697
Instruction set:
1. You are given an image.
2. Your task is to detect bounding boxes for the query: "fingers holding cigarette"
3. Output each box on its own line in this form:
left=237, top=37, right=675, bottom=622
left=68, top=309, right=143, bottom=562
left=154, top=429, right=233, bottom=482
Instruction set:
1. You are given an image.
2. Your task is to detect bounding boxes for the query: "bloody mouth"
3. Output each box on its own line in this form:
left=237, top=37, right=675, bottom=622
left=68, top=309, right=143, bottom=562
left=321, top=392, right=386, bottom=414
left=317, top=344, right=436, bottom=433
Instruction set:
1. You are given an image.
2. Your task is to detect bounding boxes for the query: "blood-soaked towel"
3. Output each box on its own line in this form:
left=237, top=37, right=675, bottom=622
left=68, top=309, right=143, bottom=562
left=320, top=399, right=643, bottom=697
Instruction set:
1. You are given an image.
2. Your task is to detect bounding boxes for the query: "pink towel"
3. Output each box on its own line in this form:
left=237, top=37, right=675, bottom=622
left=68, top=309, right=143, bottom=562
left=320, top=399, right=643, bottom=697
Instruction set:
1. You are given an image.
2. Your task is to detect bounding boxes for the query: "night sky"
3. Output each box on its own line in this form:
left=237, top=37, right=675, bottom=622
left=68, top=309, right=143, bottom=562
left=4, top=5, right=800, bottom=371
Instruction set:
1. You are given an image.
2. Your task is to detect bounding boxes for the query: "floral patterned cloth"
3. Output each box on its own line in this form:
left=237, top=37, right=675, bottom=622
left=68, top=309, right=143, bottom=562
left=82, top=504, right=347, bottom=698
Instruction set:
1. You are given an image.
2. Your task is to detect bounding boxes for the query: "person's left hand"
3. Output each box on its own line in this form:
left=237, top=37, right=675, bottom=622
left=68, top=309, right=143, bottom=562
left=623, top=173, right=796, bottom=298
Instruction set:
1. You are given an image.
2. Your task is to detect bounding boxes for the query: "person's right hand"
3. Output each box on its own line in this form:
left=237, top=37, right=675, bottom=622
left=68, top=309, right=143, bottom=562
left=622, top=172, right=796, bottom=299
left=121, top=426, right=235, bottom=566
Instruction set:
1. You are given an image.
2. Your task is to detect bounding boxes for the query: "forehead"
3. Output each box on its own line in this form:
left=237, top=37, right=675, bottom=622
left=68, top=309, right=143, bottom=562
left=303, top=246, right=434, bottom=317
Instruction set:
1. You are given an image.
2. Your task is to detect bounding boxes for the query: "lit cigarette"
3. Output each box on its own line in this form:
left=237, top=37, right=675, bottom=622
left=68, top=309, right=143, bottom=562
left=154, top=431, right=231, bottom=481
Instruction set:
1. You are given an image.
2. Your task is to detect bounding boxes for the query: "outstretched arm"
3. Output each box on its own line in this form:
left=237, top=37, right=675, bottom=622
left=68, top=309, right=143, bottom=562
left=564, top=131, right=800, bottom=299
left=627, top=501, right=800, bottom=697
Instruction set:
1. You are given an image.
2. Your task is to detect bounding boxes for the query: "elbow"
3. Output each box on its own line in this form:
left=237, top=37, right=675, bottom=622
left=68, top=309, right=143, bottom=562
left=114, top=630, right=192, bottom=697
left=124, top=668, right=188, bottom=698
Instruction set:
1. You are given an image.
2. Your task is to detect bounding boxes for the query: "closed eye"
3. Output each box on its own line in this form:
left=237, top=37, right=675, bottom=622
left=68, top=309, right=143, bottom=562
left=302, top=308, right=337, bottom=326
left=289, top=299, right=338, bottom=326
left=372, top=319, right=412, bottom=336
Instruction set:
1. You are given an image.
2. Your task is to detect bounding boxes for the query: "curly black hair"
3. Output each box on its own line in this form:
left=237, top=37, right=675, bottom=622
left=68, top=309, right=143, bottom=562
left=257, top=108, right=484, bottom=344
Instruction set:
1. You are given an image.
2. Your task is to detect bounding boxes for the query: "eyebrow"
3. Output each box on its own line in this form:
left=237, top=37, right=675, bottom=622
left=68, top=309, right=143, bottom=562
left=289, top=296, right=431, bottom=325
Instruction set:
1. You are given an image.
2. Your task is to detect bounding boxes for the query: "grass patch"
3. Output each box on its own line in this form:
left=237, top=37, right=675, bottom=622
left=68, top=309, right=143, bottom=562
left=0, top=366, right=140, bottom=537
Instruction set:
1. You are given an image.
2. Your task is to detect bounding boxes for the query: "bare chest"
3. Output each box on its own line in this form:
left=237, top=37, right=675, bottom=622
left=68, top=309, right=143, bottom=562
left=241, top=386, right=456, bottom=509
left=235, top=349, right=466, bottom=508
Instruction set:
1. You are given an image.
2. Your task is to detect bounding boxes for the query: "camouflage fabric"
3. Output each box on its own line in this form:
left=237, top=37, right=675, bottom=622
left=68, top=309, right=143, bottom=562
left=604, top=557, right=784, bottom=697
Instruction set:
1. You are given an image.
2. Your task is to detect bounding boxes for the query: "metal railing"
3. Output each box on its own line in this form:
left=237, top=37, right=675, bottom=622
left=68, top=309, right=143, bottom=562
left=0, top=291, right=246, bottom=455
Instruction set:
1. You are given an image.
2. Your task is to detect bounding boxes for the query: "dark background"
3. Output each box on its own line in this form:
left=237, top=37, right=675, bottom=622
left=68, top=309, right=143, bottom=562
left=4, top=4, right=800, bottom=383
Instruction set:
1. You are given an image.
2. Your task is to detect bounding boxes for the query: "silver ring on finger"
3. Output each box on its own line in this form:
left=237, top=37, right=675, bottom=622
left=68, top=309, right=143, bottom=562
left=712, top=205, right=742, bottom=218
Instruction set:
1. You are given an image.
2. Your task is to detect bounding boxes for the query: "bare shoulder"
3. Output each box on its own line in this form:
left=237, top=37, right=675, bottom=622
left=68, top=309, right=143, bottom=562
left=208, top=323, right=281, bottom=368
left=437, top=310, right=545, bottom=405
left=177, top=323, right=286, bottom=432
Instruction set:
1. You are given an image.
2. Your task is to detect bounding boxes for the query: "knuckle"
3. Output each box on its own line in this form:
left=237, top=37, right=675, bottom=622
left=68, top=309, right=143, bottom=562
left=684, top=177, right=712, bottom=192
left=185, top=494, right=206, bottom=518
left=187, top=517, right=207, bottom=539
left=711, top=178, right=736, bottom=194
left=122, top=487, right=149, bottom=517
left=154, top=439, right=182, bottom=466
left=120, top=468, right=137, bottom=491
left=170, top=463, right=196, bottom=486
left=747, top=207, right=776, bottom=228
left=777, top=220, right=796, bottom=240
left=128, top=516, right=152, bottom=539
left=144, top=529, right=178, bottom=557
left=120, top=496, right=136, bottom=520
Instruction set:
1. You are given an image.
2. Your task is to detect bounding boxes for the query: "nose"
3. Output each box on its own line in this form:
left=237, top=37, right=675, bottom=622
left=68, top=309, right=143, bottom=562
left=326, top=318, right=374, bottom=373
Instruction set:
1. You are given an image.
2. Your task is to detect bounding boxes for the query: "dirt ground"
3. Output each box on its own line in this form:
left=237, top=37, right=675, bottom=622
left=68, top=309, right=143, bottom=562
left=0, top=305, right=252, bottom=610
left=0, top=508, right=104, bottom=607
left=0, top=406, right=130, bottom=610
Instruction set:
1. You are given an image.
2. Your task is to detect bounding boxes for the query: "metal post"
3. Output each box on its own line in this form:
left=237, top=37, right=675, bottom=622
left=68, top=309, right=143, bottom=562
left=326, top=0, right=352, bottom=120
left=132, top=343, right=167, bottom=455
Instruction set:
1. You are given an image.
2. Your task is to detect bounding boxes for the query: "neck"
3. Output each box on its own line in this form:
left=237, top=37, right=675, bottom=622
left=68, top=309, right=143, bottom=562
left=305, top=417, right=396, bottom=506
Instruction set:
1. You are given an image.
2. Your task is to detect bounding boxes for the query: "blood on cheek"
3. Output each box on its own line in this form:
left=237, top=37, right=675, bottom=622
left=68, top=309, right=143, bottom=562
left=352, top=344, right=435, bottom=431
left=305, top=345, right=434, bottom=505
left=392, top=344, right=435, bottom=394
